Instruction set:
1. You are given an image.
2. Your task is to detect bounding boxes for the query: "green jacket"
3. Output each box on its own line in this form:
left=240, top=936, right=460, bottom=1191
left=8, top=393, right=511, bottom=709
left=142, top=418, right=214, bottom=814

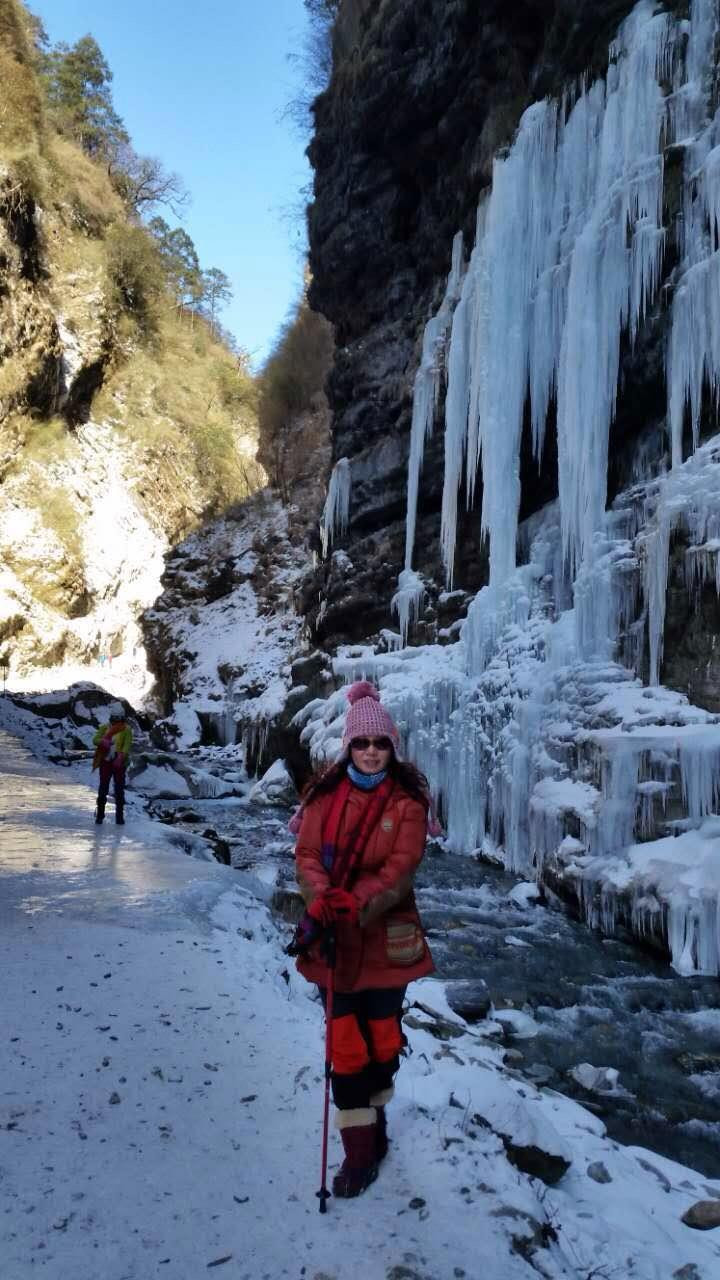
left=93, top=722, right=132, bottom=767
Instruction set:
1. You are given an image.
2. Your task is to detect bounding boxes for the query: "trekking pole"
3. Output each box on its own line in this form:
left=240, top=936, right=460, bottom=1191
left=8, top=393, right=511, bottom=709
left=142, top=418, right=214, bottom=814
left=316, top=927, right=337, bottom=1214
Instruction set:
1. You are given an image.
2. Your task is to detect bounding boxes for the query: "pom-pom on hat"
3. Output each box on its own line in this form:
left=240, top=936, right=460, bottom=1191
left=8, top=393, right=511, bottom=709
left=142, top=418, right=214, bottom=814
left=342, top=680, right=400, bottom=751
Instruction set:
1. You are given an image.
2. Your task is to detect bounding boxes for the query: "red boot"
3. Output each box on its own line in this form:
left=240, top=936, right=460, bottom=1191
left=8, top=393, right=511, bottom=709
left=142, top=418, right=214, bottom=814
left=333, top=1112, right=378, bottom=1198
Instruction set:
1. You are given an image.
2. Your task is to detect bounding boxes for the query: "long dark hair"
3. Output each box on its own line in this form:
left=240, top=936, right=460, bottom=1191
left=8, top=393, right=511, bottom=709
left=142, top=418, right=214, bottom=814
left=301, top=750, right=431, bottom=811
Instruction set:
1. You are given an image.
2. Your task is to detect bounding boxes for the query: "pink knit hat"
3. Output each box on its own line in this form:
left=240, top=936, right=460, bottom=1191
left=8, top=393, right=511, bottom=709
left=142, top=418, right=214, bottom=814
left=342, top=681, right=400, bottom=752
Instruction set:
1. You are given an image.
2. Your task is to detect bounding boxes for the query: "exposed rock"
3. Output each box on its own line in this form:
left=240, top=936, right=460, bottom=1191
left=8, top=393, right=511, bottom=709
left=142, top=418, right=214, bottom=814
left=587, top=1161, right=613, bottom=1184
left=404, top=999, right=468, bottom=1040
left=491, top=1205, right=557, bottom=1260
left=472, top=1076, right=572, bottom=1186
left=507, top=882, right=542, bottom=909
left=403, top=1013, right=465, bottom=1042
left=444, top=978, right=491, bottom=1022
left=681, top=1201, right=720, bottom=1230
left=153, top=703, right=202, bottom=751
left=132, top=762, right=191, bottom=800
left=248, top=760, right=297, bottom=807
left=270, top=887, right=305, bottom=926
left=9, top=684, right=141, bottom=730
left=662, top=535, right=720, bottom=712
left=502, top=1135, right=570, bottom=1187
left=676, top=1053, right=720, bottom=1076
left=141, top=490, right=309, bottom=771
left=569, top=1063, right=621, bottom=1094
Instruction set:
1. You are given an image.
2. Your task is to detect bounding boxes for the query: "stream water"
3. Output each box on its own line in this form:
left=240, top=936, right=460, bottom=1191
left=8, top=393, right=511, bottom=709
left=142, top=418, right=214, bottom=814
left=151, top=793, right=720, bottom=1178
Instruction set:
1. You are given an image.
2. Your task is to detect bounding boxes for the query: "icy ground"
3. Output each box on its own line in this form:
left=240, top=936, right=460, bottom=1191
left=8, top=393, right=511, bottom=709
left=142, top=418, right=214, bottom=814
left=2, top=732, right=720, bottom=1279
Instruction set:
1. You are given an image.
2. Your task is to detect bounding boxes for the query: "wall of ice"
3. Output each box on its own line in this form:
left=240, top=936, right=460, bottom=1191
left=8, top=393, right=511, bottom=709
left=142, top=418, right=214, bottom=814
left=304, top=1, right=720, bottom=976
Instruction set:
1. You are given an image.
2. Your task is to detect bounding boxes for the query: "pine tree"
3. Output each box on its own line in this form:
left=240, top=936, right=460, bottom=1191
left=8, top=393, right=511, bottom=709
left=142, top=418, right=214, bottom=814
left=202, top=268, right=233, bottom=336
left=148, top=217, right=202, bottom=314
left=42, top=34, right=128, bottom=158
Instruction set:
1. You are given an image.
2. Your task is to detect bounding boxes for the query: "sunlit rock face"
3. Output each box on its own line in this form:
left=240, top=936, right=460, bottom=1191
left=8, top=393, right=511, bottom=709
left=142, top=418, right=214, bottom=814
left=141, top=489, right=310, bottom=762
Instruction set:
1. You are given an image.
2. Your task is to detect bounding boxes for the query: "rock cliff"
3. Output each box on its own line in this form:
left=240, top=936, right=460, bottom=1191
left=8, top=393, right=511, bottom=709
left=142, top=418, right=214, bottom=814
left=303, top=0, right=716, bottom=711
left=0, top=3, right=263, bottom=682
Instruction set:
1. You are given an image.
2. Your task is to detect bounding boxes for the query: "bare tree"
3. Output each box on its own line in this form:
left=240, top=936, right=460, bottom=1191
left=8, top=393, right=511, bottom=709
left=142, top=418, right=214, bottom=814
left=111, top=145, right=189, bottom=219
left=284, top=0, right=340, bottom=136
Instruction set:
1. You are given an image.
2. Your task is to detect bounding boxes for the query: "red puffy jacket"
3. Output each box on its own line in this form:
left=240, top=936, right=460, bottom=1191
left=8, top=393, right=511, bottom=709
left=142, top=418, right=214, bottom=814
left=294, top=782, right=434, bottom=992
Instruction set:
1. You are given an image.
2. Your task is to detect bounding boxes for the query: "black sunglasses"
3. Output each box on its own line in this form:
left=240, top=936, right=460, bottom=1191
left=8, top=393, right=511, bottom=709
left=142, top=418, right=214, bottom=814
left=351, top=736, right=393, bottom=751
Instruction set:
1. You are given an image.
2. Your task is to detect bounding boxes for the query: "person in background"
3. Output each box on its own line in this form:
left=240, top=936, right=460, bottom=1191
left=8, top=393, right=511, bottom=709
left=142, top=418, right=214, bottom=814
left=92, top=703, right=132, bottom=825
left=290, top=681, right=435, bottom=1199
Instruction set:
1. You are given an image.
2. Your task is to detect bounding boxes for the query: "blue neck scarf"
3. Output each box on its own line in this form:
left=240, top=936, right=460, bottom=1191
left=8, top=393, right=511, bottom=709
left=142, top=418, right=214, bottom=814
left=347, top=762, right=388, bottom=791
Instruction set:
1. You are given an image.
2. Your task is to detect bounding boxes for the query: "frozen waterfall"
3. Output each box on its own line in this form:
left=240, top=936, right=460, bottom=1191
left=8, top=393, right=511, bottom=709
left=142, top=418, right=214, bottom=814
left=347, top=0, right=720, bottom=976
left=320, top=457, right=351, bottom=558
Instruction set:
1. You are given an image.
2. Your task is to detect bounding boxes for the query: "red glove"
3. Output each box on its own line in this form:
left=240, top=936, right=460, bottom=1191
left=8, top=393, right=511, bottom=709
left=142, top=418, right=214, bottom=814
left=325, top=888, right=359, bottom=924
left=307, top=895, right=334, bottom=927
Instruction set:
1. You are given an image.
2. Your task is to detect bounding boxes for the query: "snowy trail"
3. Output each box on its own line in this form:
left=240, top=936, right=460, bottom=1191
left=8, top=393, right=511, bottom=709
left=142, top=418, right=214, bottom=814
left=0, top=734, right=525, bottom=1279
left=3, top=732, right=720, bottom=1280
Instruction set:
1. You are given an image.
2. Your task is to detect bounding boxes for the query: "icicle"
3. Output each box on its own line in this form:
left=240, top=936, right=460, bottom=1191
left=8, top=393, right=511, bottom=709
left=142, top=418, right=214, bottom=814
left=440, top=216, right=482, bottom=584
left=679, top=729, right=720, bottom=818
left=391, top=569, right=426, bottom=646
left=667, top=0, right=720, bottom=465
left=557, top=6, right=670, bottom=573
left=433, top=1, right=674, bottom=589
left=320, top=458, right=351, bottom=558
left=404, top=232, right=465, bottom=574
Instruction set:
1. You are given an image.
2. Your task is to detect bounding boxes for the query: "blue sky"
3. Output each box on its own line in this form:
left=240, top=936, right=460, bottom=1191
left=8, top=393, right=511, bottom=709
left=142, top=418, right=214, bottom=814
left=31, top=0, right=313, bottom=365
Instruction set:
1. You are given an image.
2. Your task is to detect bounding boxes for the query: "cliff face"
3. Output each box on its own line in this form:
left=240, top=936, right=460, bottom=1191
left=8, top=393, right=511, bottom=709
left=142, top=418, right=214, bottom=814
left=141, top=488, right=310, bottom=765
left=303, top=0, right=680, bottom=650
left=0, top=6, right=263, bottom=680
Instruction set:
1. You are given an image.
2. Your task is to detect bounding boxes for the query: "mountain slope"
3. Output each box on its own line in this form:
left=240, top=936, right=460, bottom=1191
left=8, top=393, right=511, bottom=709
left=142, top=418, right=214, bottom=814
left=0, top=0, right=263, bottom=678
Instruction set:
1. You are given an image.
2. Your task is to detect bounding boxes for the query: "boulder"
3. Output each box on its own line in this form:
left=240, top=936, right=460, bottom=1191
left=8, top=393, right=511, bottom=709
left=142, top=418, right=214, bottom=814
left=472, top=1077, right=572, bottom=1186
left=681, top=1200, right=720, bottom=1230
left=444, top=978, right=491, bottom=1022
left=501, top=1133, right=571, bottom=1187
left=248, top=759, right=297, bottom=807
left=132, top=763, right=191, bottom=799
left=508, top=881, right=542, bottom=909
left=569, top=1063, right=621, bottom=1093
left=155, top=702, right=202, bottom=750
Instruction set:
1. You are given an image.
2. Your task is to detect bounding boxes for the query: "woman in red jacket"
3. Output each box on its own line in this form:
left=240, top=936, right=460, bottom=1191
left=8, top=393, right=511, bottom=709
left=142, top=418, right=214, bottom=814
left=291, top=680, right=434, bottom=1198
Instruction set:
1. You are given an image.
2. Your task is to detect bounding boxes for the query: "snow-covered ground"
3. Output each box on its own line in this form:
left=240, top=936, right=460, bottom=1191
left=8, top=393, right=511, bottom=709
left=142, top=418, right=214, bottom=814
left=3, top=729, right=720, bottom=1280
left=6, top=650, right=155, bottom=713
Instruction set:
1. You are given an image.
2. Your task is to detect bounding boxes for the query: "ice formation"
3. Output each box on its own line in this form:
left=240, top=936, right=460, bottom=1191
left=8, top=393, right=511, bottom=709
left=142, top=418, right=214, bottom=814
left=404, top=232, right=465, bottom=573
left=310, top=1, right=720, bottom=975
left=391, top=569, right=427, bottom=646
left=642, top=436, right=720, bottom=684
left=320, top=457, right=351, bottom=558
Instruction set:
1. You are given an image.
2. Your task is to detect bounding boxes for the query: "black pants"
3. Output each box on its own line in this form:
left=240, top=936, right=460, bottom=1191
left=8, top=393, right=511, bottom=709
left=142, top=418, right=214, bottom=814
left=319, top=986, right=406, bottom=1111
left=97, top=762, right=125, bottom=815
